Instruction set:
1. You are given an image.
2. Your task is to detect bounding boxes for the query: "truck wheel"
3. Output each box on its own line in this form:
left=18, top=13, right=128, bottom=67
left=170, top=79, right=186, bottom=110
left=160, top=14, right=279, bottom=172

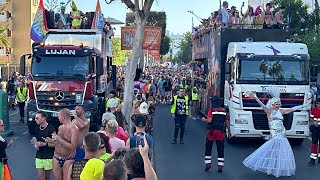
left=28, top=125, right=36, bottom=135
left=289, top=138, right=304, bottom=145
left=226, top=137, right=238, bottom=144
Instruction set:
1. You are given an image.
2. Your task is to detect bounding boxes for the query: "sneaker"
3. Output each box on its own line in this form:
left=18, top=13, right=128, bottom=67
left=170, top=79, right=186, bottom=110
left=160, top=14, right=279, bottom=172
left=180, top=139, right=184, bottom=144
left=308, top=159, right=316, bottom=166
left=171, top=139, right=177, bottom=144
left=218, top=167, right=223, bottom=173
left=205, top=164, right=211, bottom=171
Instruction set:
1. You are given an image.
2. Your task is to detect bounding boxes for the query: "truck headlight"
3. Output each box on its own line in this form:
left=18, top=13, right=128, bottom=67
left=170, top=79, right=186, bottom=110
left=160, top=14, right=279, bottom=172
left=296, top=121, right=309, bottom=125
left=235, top=119, right=248, bottom=124
left=85, top=111, right=92, bottom=118
left=28, top=111, right=36, bottom=118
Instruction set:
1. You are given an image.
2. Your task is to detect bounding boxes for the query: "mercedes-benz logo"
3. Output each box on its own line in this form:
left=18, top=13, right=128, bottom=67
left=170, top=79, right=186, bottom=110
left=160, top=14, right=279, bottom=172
left=54, top=91, right=64, bottom=101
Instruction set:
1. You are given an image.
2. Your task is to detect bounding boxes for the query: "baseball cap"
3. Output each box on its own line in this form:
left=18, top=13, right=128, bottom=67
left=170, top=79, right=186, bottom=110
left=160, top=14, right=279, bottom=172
left=108, top=98, right=118, bottom=108
left=138, top=102, right=149, bottom=114
left=134, top=115, right=146, bottom=127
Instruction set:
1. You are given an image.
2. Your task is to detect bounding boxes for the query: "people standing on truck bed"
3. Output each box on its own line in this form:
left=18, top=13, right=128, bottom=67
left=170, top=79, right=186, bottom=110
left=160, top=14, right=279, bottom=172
left=70, top=1, right=85, bottom=29
left=54, top=5, right=71, bottom=29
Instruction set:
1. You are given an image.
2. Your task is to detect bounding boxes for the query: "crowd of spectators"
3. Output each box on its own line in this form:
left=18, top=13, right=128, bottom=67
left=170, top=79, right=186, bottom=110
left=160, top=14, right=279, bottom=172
left=193, top=1, right=287, bottom=38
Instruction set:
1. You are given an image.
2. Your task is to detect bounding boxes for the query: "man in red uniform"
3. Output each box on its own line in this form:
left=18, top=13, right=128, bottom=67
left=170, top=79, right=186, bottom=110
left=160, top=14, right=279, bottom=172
left=309, top=98, right=320, bottom=166
left=202, top=96, right=231, bottom=172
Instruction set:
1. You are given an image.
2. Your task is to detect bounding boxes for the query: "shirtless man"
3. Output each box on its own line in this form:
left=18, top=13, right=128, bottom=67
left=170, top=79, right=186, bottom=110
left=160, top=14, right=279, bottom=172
left=45, top=109, right=79, bottom=180
left=72, top=105, right=90, bottom=162
left=274, top=6, right=286, bottom=29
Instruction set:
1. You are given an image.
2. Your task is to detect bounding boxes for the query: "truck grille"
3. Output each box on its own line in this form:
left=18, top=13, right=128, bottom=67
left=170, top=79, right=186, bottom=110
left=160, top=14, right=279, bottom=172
left=242, top=93, right=304, bottom=108
left=36, top=91, right=80, bottom=111
left=252, top=110, right=293, bottom=130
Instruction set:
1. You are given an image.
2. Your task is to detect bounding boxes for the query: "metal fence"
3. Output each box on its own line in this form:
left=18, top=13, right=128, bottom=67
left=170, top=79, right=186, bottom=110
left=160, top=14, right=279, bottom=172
left=0, top=64, right=31, bottom=81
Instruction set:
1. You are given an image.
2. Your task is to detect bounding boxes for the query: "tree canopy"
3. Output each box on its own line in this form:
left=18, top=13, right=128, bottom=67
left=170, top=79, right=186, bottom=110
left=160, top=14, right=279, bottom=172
left=112, top=38, right=131, bottom=65
left=172, top=32, right=192, bottom=65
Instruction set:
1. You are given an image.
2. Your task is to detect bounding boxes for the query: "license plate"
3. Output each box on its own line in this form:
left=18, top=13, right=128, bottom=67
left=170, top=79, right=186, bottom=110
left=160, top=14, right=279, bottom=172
left=52, top=112, right=59, bottom=117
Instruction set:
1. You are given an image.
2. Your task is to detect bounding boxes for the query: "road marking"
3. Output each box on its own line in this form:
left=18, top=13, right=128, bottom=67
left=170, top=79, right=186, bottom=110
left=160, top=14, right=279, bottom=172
left=22, top=131, right=28, bottom=135
left=9, top=112, right=19, bottom=117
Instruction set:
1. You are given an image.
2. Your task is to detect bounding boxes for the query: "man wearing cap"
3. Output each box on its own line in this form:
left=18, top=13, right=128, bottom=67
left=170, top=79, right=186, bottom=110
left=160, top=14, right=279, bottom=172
left=106, top=91, right=119, bottom=111
left=202, top=96, right=230, bottom=173
left=126, top=115, right=153, bottom=149
left=109, top=98, right=128, bottom=131
left=171, top=87, right=189, bottom=144
left=138, top=102, right=153, bottom=134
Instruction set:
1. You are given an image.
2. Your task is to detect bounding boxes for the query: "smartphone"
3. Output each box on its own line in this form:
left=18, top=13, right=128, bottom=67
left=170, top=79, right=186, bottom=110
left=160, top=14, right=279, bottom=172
left=136, top=133, right=145, bottom=147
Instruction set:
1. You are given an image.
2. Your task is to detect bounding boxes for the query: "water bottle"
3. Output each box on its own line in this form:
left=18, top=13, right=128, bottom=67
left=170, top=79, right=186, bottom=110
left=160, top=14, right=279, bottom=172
left=32, top=137, right=38, bottom=150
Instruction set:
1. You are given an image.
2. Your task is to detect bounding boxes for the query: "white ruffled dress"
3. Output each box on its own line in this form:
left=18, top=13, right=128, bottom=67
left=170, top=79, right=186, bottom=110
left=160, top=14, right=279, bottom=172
left=243, top=110, right=296, bottom=178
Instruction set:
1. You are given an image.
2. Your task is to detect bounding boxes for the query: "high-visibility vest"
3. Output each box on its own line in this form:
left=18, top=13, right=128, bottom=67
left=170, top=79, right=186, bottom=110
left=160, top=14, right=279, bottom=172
left=17, top=87, right=27, bottom=102
left=106, top=97, right=119, bottom=109
left=171, top=95, right=189, bottom=115
left=192, top=92, right=199, bottom=101
left=180, top=84, right=188, bottom=89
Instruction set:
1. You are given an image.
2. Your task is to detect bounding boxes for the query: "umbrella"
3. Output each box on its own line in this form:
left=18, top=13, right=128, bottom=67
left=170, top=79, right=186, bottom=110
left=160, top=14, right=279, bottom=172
left=104, top=17, right=125, bottom=25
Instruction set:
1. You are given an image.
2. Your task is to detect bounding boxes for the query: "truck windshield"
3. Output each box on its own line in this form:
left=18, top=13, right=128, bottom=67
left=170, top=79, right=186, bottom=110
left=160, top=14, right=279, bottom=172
left=32, top=56, right=89, bottom=77
left=237, top=57, right=309, bottom=85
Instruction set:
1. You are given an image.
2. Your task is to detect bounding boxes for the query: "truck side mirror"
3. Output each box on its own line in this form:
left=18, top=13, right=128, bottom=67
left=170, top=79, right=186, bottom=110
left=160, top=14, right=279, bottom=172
left=96, top=57, right=104, bottom=76
left=20, top=55, right=26, bottom=76
left=225, top=62, right=231, bottom=82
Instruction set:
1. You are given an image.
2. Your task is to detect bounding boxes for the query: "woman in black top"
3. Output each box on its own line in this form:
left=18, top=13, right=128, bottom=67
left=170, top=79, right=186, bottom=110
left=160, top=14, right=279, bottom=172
left=0, top=120, right=14, bottom=179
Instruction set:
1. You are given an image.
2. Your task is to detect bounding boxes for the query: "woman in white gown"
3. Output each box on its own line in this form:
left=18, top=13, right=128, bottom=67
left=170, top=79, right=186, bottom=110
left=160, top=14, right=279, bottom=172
left=243, top=90, right=309, bottom=178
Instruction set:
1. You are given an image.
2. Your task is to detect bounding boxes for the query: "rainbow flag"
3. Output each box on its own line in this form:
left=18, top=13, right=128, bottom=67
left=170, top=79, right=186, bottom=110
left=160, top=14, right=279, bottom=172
left=30, top=0, right=49, bottom=43
left=91, top=0, right=104, bottom=29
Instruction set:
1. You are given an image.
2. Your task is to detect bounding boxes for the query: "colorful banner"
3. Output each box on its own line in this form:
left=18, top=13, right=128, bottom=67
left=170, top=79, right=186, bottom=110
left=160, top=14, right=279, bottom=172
left=91, top=0, right=104, bottom=29
left=30, top=0, right=49, bottom=43
left=121, top=26, right=162, bottom=50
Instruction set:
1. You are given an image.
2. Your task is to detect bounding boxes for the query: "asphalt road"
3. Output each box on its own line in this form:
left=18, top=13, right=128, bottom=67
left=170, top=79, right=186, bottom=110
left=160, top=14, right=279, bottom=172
left=4, top=105, right=320, bottom=180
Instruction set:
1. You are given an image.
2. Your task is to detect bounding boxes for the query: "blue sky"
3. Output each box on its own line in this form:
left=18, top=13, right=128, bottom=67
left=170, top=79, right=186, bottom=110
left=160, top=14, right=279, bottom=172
left=57, top=0, right=248, bottom=35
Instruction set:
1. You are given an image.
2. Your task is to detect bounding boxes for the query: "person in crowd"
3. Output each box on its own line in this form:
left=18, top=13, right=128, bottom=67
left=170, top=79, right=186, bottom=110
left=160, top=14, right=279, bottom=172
left=241, top=4, right=254, bottom=29
left=6, top=78, right=16, bottom=111
left=108, top=98, right=128, bottom=131
left=308, top=98, right=320, bottom=166
left=16, top=82, right=27, bottom=123
left=126, top=115, right=153, bottom=149
left=230, top=10, right=241, bottom=29
left=243, top=89, right=309, bottom=177
left=96, top=131, right=112, bottom=161
left=274, top=6, right=286, bottom=29
left=138, top=102, right=153, bottom=135
left=72, top=105, right=90, bottom=162
left=157, top=76, right=165, bottom=103
left=67, top=132, right=102, bottom=180
left=103, top=159, right=127, bottom=180
left=254, top=6, right=264, bottom=29
left=106, top=90, right=119, bottom=111
left=44, top=109, right=79, bottom=180
left=101, top=112, right=128, bottom=143
left=0, top=120, right=13, bottom=180
left=103, top=119, right=125, bottom=152
left=54, top=6, right=71, bottom=29
left=220, top=1, right=230, bottom=28
left=32, top=111, right=55, bottom=180
left=164, top=76, right=172, bottom=103
left=191, top=87, right=200, bottom=120
left=171, top=88, right=189, bottom=144
left=202, top=96, right=230, bottom=173
left=124, top=136, right=158, bottom=180
left=262, top=3, right=274, bottom=29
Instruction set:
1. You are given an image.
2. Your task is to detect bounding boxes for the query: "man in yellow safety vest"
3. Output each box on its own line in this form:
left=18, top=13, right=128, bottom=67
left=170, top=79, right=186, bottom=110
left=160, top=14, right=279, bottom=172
left=171, top=88, right=189, bottom=144
left=17, top=82, right=27, bottom=123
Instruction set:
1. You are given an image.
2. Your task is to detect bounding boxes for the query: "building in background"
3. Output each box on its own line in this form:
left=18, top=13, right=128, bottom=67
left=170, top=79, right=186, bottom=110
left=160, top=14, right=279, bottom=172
left=167, top=31, right=183, bottom=59
left=0, top=0, right=37, bottom=65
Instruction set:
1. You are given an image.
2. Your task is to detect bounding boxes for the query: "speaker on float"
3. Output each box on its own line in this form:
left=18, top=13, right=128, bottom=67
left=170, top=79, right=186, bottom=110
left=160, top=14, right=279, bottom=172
left=83, top=12, right=95, bottom=29
left=112, top=65, right=117, bottom=90
left=45, top=10, right=55, bottom=29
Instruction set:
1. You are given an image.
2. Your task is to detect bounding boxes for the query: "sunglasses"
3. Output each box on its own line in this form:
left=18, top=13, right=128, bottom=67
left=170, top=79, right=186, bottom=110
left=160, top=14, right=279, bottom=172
left=274, top=103, right=282, bottom=106
left=316, top=102, right=320, bottom=105
left=0, top=125, right=4, bottom=127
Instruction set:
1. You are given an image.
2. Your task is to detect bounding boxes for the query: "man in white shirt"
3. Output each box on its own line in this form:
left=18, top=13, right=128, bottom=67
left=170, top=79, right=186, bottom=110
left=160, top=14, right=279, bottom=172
left=220, top=1, right=230, bottom=28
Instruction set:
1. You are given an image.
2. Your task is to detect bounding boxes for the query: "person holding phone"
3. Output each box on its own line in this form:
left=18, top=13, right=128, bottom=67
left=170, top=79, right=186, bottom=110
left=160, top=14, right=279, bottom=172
left=126, top=115, right=153, bottom=149
left=202, top=96, right=230, bottom=173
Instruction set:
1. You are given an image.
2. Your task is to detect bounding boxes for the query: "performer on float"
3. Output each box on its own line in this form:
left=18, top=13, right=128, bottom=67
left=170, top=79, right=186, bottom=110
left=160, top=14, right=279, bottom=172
left=308, top=98, right=320, bottom=166
left=202, top=96, right=231, bottom=173
left=243, top=88, right=309, bottom=178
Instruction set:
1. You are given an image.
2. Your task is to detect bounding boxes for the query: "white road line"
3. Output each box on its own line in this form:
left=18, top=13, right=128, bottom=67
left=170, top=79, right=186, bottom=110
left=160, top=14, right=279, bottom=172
left=22, top=131, right=28, bottom=135
left=9, top=112, right=19, bottom=117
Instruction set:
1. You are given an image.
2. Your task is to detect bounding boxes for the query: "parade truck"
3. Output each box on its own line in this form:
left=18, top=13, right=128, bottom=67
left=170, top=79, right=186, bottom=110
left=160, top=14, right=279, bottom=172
left=20, top=29, right=113, bottom=134
left=192, top=28, right=317, bottom=145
